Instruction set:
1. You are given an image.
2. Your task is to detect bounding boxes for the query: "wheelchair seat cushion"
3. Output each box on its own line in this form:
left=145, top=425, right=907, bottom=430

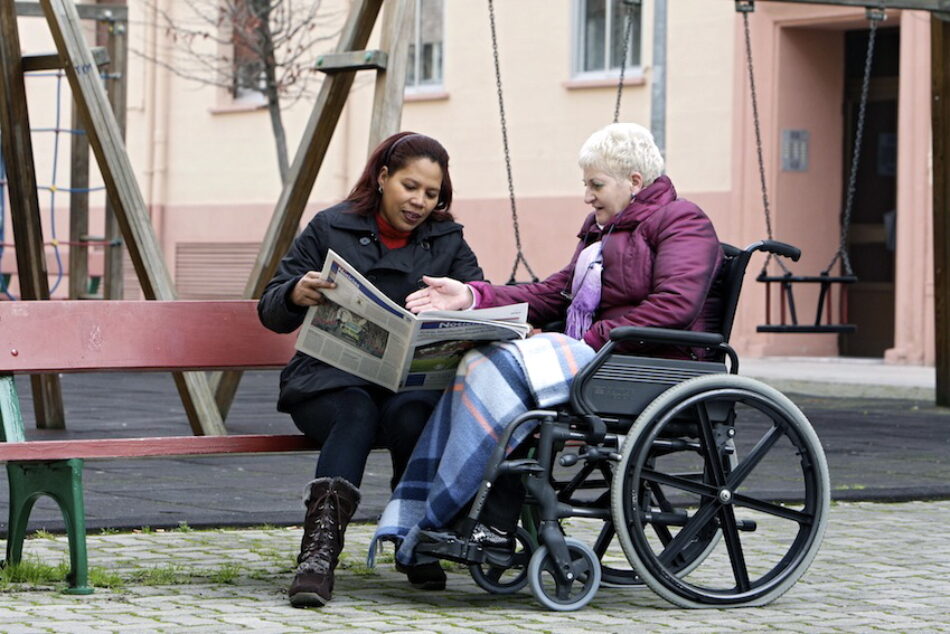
left=579, top=355, right=727, bottom=417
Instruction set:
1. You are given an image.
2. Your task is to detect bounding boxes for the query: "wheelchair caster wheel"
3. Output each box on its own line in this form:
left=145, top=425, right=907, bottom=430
left=469, top=527, right=535, bottom=595
left=527, top=538, right=601, bottom=611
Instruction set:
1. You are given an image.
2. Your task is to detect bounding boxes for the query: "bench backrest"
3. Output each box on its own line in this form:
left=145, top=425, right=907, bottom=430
left=0, top=300, right=297, bottom=374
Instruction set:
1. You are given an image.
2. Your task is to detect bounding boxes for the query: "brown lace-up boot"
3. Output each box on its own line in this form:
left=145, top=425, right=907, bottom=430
left=288, top=477, right=361, bottom=608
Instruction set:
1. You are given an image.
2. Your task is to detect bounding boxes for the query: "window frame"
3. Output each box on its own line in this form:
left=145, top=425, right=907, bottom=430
left=405, top=0, right=445, bottom=95
left=571, top=0, right=644, bottom=81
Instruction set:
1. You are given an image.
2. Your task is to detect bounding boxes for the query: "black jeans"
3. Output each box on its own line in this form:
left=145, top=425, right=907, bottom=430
left=287, top=386, right=441, bottom=490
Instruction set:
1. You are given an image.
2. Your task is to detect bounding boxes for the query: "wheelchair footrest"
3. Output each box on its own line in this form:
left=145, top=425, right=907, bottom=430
left=416, top=530, right=518, bottom=567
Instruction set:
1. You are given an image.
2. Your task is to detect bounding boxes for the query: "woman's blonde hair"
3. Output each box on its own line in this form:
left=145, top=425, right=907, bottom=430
left=578, top=122, right=665, bottom=187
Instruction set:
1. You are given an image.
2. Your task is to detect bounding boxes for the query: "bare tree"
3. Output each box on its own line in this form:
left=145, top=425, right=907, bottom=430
left=137, top=0, right=341, bottom=184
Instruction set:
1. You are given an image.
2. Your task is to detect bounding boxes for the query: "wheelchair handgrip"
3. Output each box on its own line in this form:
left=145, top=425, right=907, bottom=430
left=609, top=326, right=724, bottom=348
left=755, top=240, right=801, bottom=262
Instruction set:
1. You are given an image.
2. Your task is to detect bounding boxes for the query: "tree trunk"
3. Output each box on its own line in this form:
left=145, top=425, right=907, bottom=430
left=254, top=0, right=289, bottom=184
left=266, top=91, right=290, bottom=185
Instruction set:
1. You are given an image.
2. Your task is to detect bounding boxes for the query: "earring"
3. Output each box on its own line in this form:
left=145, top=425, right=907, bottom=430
left=378, top=185, right=383, bottom=194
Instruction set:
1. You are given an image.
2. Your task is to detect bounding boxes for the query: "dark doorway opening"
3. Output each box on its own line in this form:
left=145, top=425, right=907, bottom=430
left=839, top=26, right=899, bottom=357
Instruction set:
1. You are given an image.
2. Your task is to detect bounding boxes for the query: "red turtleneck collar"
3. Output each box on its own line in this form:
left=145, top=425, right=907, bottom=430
left=376, top=212, right=412, bottom=249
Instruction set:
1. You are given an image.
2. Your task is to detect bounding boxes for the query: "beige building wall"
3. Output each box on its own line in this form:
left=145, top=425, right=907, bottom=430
left=1, top=1, right=937, bottom=365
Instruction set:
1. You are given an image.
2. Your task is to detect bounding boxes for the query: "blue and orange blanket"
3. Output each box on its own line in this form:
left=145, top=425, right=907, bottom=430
left=370, top=333, right=595, bottom=565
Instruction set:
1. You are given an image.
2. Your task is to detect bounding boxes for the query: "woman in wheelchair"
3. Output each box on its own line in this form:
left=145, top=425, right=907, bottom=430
left=372, top=122, right=723, bottom=571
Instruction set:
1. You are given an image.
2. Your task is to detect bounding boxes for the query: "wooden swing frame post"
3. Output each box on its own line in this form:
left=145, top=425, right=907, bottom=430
left=933, top=12, right=950, bottom=405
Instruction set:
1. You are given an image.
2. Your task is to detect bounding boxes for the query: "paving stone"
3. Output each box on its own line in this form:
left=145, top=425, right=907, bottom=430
left=0, top=499, right=919, bottom=631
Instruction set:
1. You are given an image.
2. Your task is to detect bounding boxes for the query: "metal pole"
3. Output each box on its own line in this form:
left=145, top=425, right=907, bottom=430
left=650, top=0, right=668, bottom=156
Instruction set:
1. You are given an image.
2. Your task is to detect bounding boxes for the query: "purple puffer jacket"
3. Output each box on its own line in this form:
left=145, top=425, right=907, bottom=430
left=471, top=176, right=723, bottom=354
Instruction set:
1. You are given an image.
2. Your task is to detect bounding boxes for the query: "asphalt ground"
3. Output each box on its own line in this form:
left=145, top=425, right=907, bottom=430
left=2, top=369, right=948, bottom=535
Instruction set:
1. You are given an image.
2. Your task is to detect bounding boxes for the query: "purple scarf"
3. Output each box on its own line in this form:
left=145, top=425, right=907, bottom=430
left=565, top=241, right=603, bottom=339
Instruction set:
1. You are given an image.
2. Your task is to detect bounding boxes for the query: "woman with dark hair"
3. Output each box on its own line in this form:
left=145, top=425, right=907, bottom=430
left=258, top=131, right=483, bottom=608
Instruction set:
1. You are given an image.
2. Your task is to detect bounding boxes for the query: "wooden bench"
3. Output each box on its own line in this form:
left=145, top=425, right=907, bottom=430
left=0, top=300, right=318, bottom=594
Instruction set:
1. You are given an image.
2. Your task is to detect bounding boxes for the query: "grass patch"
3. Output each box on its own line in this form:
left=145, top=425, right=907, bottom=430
left=250, top=546, right=296, bottom=572
left=0, top=556, right=68, bottom=586
left=99, top=528, right=119, bottom=536
left=371, top=550, right=395, bottom=565
left=0, top=557, right=124, bottom=591
left=128, top=565, right=191, bottom=585
left=208, top=563, right=242, bottom=585
left=174, top=521, right=193, bottom=533
left=29, top=530, right=57, bottom=541
left=89, top=567, right=124, bottom=589
left=338, top=553, right=378, bottom=577
left=249, top=524, right=278, bottom=531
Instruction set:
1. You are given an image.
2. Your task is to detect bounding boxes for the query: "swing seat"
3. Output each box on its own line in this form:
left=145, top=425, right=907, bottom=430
left=756, top=272, right=857, bottom=334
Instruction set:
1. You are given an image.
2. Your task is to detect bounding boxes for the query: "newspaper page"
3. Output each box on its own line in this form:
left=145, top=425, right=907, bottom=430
left=295, top=249, right=530, bottom=392
left=294, top=251, right=417, bottom=392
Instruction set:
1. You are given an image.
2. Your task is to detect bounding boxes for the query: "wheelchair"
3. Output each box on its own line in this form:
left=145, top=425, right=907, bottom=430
left=415, top=240, right=830, bottom=611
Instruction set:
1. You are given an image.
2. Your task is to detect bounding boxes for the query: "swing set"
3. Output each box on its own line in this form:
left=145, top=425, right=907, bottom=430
left=737, top=0, right=889, bottom=335
left=731, top=0, right=950, bottom=408
left=488, top=0, right=642, bottom=285
left=490, top=0, right=867, bottom=337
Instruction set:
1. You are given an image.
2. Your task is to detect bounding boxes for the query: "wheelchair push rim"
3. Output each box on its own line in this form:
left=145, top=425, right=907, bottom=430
left=611, top=374, right=830, bottom=608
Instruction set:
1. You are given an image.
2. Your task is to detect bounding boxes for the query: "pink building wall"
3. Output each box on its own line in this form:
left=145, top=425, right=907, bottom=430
left=2, top=3, right=937, bottom=365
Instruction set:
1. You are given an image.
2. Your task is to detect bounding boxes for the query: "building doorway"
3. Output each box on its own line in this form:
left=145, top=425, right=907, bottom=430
left=839, top=26, right=899, bottom=357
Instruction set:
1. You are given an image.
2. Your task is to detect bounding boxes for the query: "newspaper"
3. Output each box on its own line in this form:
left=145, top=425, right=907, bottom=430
left=295, top=249, right=531, bottom=392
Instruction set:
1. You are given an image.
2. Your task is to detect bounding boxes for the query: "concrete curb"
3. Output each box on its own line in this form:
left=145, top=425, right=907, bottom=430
left=740, top=357, right=936, bottom=401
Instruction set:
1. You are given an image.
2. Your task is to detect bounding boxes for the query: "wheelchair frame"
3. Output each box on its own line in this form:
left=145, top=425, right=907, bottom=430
left=416, top=240, right=831, bottom=611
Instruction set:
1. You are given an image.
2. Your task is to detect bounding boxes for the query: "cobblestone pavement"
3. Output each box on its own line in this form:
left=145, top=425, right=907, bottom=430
left=1, top=500, right=948, bottom=633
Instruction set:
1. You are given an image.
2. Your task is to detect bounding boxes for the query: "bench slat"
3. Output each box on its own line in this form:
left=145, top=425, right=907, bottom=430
left=0, top=434, right=320, bottom=461
left=0, top=300, right=298, bottom=373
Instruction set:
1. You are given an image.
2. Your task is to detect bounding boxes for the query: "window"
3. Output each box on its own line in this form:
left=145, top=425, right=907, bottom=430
left=573, top=0, right=642, bottom=78
left=231, top=0, right=267, bottom=103
left=406, top=0, right=444, bottom=91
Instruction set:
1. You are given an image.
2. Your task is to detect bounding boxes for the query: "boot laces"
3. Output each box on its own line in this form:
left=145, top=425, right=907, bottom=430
left=299, top=488, right=345, bottom=569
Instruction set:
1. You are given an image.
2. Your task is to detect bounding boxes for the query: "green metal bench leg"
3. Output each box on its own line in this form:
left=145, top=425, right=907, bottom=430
left=5, top=459, right=93, bottom=594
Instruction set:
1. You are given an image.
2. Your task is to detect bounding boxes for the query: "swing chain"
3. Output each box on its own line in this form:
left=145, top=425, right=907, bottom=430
left=739, top=4, right=789, bottom=275
left=487, top=0, right=538, bottom=284
left=826, top=5, right=885, bottom=277
left=613, top=1, right=640, bottom=124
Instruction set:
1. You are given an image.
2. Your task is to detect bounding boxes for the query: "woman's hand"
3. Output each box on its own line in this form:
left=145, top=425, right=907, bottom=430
left=405, top=276, right=473, bottom=313
left=290, top=271, right=337, bottom=307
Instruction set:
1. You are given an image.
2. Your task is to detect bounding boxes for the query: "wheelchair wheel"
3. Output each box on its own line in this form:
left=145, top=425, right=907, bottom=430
left=469, top=527, right=535, bottom=594
left=611, top=374, right=829, bottom=608
left=528, top=537, right=601, bottom=611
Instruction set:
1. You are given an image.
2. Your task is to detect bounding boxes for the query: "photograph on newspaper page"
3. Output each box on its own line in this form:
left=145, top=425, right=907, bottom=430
left=402, top=313, right=531, bottom=389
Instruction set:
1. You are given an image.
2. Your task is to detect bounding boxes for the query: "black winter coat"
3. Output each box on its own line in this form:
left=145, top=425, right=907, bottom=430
left=258, top=202, right=484, bottom=410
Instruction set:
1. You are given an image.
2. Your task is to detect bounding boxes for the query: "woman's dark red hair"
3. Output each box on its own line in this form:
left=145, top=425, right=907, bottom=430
left=344, top=131, right=454, bottom=221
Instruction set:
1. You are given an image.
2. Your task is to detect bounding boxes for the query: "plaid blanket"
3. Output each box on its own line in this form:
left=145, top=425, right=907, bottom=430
left=370, top=333, right=595, bottom=566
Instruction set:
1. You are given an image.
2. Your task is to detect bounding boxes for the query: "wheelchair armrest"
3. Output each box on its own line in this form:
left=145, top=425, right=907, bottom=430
left=609, top=326, right=724, bottom=348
